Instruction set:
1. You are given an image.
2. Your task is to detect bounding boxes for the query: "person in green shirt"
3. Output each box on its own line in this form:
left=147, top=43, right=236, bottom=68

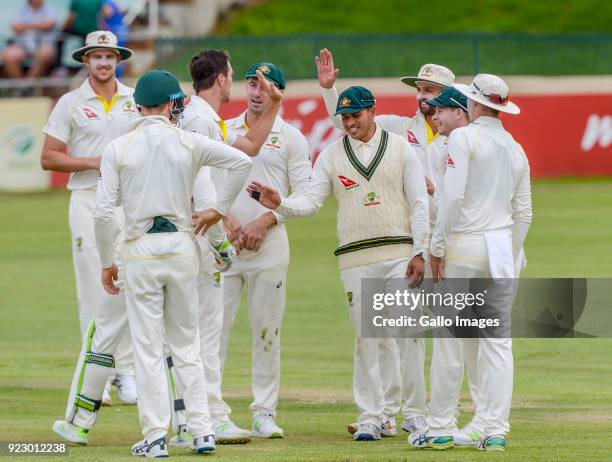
left=63, top=0, right=102, bottom=40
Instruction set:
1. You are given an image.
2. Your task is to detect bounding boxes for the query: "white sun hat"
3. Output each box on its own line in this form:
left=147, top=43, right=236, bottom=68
left=71, top=30, right=133, bottom=63
left=454, top=74, right=520, bottom=115
left=400, top=63, right=455, bottom=88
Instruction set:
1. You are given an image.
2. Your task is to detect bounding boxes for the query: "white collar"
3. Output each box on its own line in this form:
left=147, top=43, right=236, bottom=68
left=348, top=122, right=381, bottom=149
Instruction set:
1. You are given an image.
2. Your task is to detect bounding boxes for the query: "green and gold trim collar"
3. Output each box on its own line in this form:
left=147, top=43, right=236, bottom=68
left=343, top=130, right=389, bottom=181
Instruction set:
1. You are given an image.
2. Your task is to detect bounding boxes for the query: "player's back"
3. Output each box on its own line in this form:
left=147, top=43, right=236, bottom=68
left=450, top=117, right=529, bottom=235
left=107, top=116, right=202, bottom=239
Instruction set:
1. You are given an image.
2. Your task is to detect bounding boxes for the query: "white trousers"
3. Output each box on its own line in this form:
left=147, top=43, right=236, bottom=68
left=123, top=232, right=212, bottom=441
left=428, top=234, right=514, bottom=437
left=196, top=238, right=231, bottom=420
left=69, top=189, right=133, bottom=375
left=340, top=257, right=427, bottom=426
left=219, top=227, right=289, bottom=415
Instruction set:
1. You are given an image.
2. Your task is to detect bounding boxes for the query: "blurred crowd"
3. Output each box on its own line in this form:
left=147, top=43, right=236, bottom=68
left=1, top=0, right=128, bottom=94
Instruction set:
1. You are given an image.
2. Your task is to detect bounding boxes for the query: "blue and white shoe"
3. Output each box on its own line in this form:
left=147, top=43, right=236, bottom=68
left=408, top=430, right=454, bottom=450
left=192, top=434, right=216, bottom=453
left=209, top=237, right=236, bottom=272
left=131, top=436, right=168, bottom=458
left=353, top=423, right=381, bottom=441
left=478, top=434, right=506, bottom=451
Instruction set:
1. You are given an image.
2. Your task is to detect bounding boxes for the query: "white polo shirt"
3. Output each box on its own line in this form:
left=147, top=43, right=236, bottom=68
left=225, top=112, right=311, bottom=228
left=43, top=78, right=138, bottom=191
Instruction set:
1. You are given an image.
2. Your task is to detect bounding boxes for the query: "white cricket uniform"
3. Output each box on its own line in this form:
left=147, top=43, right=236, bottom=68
left=218, top=112, right=311, bottom=415
left=321, top=86, right=437, bottom=420
left=275, top=124, right=429, bottom=425
left=428, top=116, right=532, bottom=437
left=94, top=115, right=252, bottom=442
left=44, top=79, right=137, bottom=430
left=178, top=95, right=238, bottom=420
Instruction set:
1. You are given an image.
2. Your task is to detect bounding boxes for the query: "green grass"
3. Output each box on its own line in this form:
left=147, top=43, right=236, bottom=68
left=1, top=180, right=612, bottom=461
left=219, top=0, right=612, bottom=35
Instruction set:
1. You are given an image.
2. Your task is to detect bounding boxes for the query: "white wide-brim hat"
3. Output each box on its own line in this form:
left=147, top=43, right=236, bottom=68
left=454, top=74, right=520, bottom=115
left=71, top=30, right=133, bottom=63
left=400, top=63, right=455, bottom=88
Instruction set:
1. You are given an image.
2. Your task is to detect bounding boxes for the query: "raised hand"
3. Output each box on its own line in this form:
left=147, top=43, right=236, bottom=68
left=246, top=181, right=282, bottom=210
left=256, top=69, right=283, bottom=104
left=315, top=48, right=339, bottom=89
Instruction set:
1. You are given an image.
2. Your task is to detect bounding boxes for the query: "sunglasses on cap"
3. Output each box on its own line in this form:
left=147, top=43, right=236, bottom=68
left=473, top=81, right=508, bottom=106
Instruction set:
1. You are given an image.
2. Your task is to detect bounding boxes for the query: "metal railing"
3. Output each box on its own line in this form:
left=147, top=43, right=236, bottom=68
left=155, top=32, right=612, bottom=81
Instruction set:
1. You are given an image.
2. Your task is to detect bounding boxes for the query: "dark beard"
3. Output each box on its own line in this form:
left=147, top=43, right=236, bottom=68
left=419, top=100, right=436, bottom=116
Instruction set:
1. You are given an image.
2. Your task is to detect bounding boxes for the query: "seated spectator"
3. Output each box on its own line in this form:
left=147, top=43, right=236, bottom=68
left=2, top=0, right=58, bottom=79
left=100, top=0, right=128, bottom=77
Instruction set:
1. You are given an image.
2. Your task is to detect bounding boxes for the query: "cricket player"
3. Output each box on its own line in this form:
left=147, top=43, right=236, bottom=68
left=424, top=86, right=485, bottom=446
left=316, top=49, right=453, bottom=435
left=169, top=49, right=285, bottom=445
left=408, top=74, right=532, bottom=451
left=94, top=69, right=253, bottom=456
left=246, top=86, right=429, bottom=441
left=217, top=62, right=311, bottom=439
left=43, top=31, right=138, bottom=446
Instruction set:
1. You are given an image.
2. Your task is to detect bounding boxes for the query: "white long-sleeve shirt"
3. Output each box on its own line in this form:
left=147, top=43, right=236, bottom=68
left=94, top=116, right=252, bottom=267
left=275, top=123, right=430, bottom=257
left=430, top=116, right=532, bottom=258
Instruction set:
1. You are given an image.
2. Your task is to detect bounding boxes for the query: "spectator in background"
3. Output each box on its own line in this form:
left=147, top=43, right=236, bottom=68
left=63, top=0, right=102, bottom=42
left=2, top=0, right=57, bottom=79
left=100, top=0, right=128, bottom=77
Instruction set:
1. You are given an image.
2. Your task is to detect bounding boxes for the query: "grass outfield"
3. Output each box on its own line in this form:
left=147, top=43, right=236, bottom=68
left=1, top=180, right=612, bottom=461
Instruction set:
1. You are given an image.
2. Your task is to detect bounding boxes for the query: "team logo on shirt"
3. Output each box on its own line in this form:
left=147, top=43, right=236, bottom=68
left=446, top=154, right=456, bottom=168
left=213, top=271, right=222, bottom=287
left=406, top=130, right=419, bottom=145
left=265, top=135, right=281, bottom=150
left=83, top=108, right=99, bottom=119
left=346, top=291, right=354, bottom=307
left=338, top=175, right=359, bottom=190
left=364, top=191, right=381, bottom=206
left=76, top=237, right=83, bottom=251
left=122, top=101, right=137, bottom=112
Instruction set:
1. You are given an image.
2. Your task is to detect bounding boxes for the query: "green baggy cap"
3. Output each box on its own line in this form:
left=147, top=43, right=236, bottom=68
left=134, top=69, right=185, bottom=107
left=245, top=62, right=286, bottom=89
left=334, top=86, right=376, bottom=116
left=425, top=86, right=468, bottom=112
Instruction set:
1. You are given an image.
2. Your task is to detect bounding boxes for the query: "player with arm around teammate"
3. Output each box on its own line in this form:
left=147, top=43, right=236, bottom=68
left=245, top=86, right=429, bottom=441
left=94, top=69, right=253, bottom=457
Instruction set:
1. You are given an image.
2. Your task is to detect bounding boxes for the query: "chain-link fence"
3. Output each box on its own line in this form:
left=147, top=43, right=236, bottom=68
left=156, top=32, right=612, bottom=81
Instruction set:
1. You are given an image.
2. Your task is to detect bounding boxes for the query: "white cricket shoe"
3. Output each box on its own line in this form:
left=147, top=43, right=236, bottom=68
left=192, top=434, right=216, bottom=453
left=380, top=416, right=397, bottom=437
left=353, top=423, right=381, bottom=441
left=131, top=436, right=168, bottom=458
left=169, top=425, right=192, bottom=448
left=52, top=420, right=88, bottom=445
left=102, top=378, right=112, bottom=406
left=453, top=423, right=482, bottom=446
left=213, top=418, right=251, bottom=444
left=252, top=411, right=284, bottom=438
left=408, top=430, right=454, bottom=450
left=113, top=374, right=138, bottom=404
left=401, top=415, right=427, bottom=434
